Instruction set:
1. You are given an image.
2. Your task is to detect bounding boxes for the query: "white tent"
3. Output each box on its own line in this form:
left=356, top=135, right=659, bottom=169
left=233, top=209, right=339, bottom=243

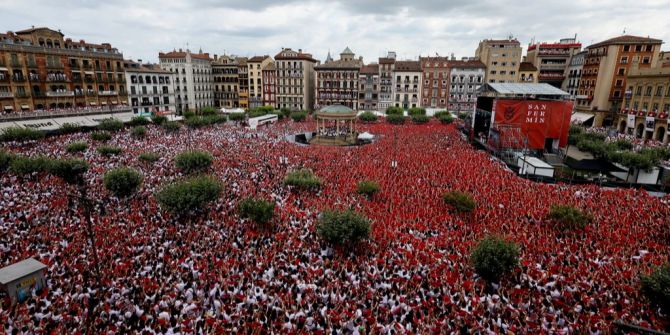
left=358, top=132, right=374, bottom=140
left=221, top=108, right=245, bottom=114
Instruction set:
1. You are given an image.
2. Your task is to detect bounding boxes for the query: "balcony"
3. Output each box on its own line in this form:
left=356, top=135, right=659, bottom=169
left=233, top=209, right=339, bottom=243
left=46, top=74, right=69, bottom=82
left=0, top=92, right=13, bottom=99
left=14, top=92, right=31, bottom=98
left=12, top=75, right=26, bottom=82
left=10, top=60, right=22, bottom=68
left=99, top=90, right=118, bottom=96
left=83, top=64, right=93, bottom=71
left=539, top=63, right=566, bottom=71
left=47, top=62, right=64, bottom=69
left=86, top=90, right=97, bottom=97
left=46, top=90, right=75, bottom=97
left=538, top=73, right=565, bottom=81
left=27, top=61, right=38, bottom=68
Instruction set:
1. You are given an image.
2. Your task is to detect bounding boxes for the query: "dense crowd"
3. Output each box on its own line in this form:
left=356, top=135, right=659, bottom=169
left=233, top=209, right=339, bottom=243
left=586, top=127, right=670, bottom=150
left=0, top=119, right=669, bottom=334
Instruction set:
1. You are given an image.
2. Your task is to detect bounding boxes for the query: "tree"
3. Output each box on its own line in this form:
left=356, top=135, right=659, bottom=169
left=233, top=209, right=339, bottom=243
left=316, top=209, right=371, bottom=246
left=470, top=235, right=519, bottom=282
left=59, top=123, right=80, bottom=135
left=139, top=152, right=160, bottom=163
left=640, top=264, right=670, bottom=314
left=0, top=150, right=13, bottom=171
left=433, top=110, right=449, bottom=119
left=131, top=126, right=147, bottom=138
left=174, top=150, right=213, bottom=174
left=156, top=176, right=222, bottom=214
left=249, top=108, right=269, bottom=118
left=163, top=121, right=181, bottom=132
left=284, top=169, right=322, bottom=190
left=290, top=111, right=307, bottom=122
left=280, top=107, right=292, bottom=118
left=183, top=111, right=196, bottom=119
left=386, top=114, right=405, bottom=125
left=103, top=167, right=143, bottom=197
left=228, top=113, right=246, bottom=122
left=66, top=142, right=88, bottom=153
left=47, top=159, right=89, bottom=184
left=546, top=205, right=592, bottom=231
left=129, top=116, right=150, bottom=126
left=8, top=156, right=49, bottom=176
left=358, top=111, right=378, bottom=123
left=357, top=180, right=380, bottom=198
left=238, top=197, right=275, bottom=227
left=200, top=106, right=217, bottom=116
left=97, top=145, right=123, bottom=156
left=408, top=107, right=426, bottom=116
left=151, top=115, right=168, bottom=125
left=439, top=114, right=454, bottom=124
left=385, top=106, right=404, bottom=116
left=0, top=127, right=44, bottom=142
left=97, top=118, right=124, bottom=132
left=411, top=114, right=430, bottom=124
left=90, top=132, right=112, bottom=142
left=443, top=191, right=476, bottom=213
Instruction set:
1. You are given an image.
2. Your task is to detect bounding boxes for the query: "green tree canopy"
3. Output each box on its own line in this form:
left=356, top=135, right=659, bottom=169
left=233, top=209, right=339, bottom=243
left=471, top=235, right=520, bottom=282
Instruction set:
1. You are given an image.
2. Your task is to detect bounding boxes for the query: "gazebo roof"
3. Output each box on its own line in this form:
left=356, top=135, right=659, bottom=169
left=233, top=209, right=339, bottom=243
left=315, top=104, right=357, bottom=119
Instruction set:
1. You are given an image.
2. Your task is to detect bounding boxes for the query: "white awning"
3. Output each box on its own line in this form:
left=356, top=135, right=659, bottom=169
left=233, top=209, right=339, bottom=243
left=14, top=119, right=61, bottom=131
left=101, top=101, right=107, bottom=105
left=89, top=102, right=97, bottom=106
left=0, top=67, right=8, bottom=71
left=571, top=112, right=595, bottom=124
left=3, top=105, right=14, bottom=110
left=84, top=71, right=94, bottom=75
left=0, top=121, right=20, bottom=130
left=20, top=105, right=30, bottom=110
left=358, top=132, right=374, bottom=140
left=54, top=116, right=99, bottom=127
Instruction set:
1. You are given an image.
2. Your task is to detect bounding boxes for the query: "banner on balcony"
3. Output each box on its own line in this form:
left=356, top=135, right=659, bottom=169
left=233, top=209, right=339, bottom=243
left=626, top=114, right=636, bottom=129
left=645, top=116, right=655, bottom=132
left=492, top=99, right=573, bottom=149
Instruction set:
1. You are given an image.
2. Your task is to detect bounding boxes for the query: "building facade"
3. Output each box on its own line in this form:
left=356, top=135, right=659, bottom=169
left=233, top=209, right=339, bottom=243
left=262, top=61, right=277, bottom=108
left=419, top=57, right=450, bottom=109
left=212, top=55, right=239, bottom=109
left=247, top=55, right=273, bottom=109
left=617, top=59, right=670, bottom=143
left=358, top=64, right=379, bottom=111
left=315, top=47, right=363, bottom=110
left=448, top=60, right=486, bottom=114
left=475, top=38, right=522, bottom=84
left=518, top=62, right=538, bottom=83
left=576, top=35, right=662, bottom=127
left=0, top=27, right=127, bottom=113
left=158, top=49, right=213, bottom=114
left=237, top=58, right=249, bottom=110
left=525, top=38, right=582, bottom=87
left=274, top=48, right=318, bottom=111
left=124, top=60, right=176, bottom=115
left=562, top=50, right=586, bottom=99
left=378, top=52, right=396, bottom=111
left=393, top=61, right=422, bottom=109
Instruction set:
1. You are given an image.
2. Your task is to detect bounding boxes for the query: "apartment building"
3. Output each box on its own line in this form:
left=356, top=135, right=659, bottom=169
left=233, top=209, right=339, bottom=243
left=247, top=55, right=272, bottom=109
left=158, top=49, right=213, bottom=114
left=358, top=63, right=379, bottom=111
left=526, top=38, right=582, bottom=87
left=262, top=61, right=277, bottom=108
left=315, top=47, right=363, bottom=110
left=212, top=55, right=239, bottom=109
left=420, top=56, right=450, bottom=109
left=448, top=60, right=486, bottom=114
left=475, top=38, right=522, bottom=83
left=274, top=48, right=318, bottom=111
left=392, top=61, right=422, bottom=109
left=124, top=60, right=175, bottom=115
left=378, top=52, right=397, bottom=111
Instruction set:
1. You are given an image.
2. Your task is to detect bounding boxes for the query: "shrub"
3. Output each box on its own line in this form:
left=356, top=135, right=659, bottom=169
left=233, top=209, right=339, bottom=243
left=200, top=106, right=217, bottom=116
left=386, top=107, right=404, bottom=116
left=270, top=111, right=284, bottom=120
left=248, top=109, right=268, bottom=118
left=408, top=107, right=426, bottom=116
left=90, top=132, right=112, bottom=142
left=228, top=113, right=246, bottom=122
left=203, top=114, right=227, bottom=124
left=280, top=107, right=292, bottom=118
left=546, top=205, right=592, bottom=231
left=131, top=126, right=147, bottom=138
left=103, top=167, right=143, bottom=197
left=59, top=123, right=80, bottom=134
left=185, top=116, right=208, bottom=128
left=156, top=176, right=222, bottom=214
left=183, top=111, right=196, bottom=119
left=97, top=145, right=123, bottom=156
left=46, top=159, right=88, bottom=184
left=612, top=139, right=633, bottom=151
left=439, top=114, right=454, bottom=124
left=411, top=114, right=430, bottom=124
left=0, top=150, right=13, bottom=171
left=129, top=116, right=150, bottom=126
left=151, top=115, right=168, bottom=125
left=139, top=152, right=160, bottom=163
left=97, top=118, right=124, bottom=132
left=317, top=209, right=371, bottom=246
left=163, top=121, right=181, bottom=132
left=443, top=191, right=476, bottom=213
left=386, top=114, right=405, bottom=125
left=471, top=235, right=520, bottom=282
left=174, top=150, right=213, bottom=174
left=9, top=156, right=49, bottom=176
left=0, top=127, right=44, bottom=142
left=238, top=197, right=275, bottom=227
left=357, top=180, right=380, bottom=197
left=358, top=111, right=378, bottom=123
left=457, top=112, right=468, bottom=120
left=284, top=169, right=322, bottom=190
left=66, top=142, right=88, bottom=153
left=433, top=110, right=449, bottom=119
left=290, top=111, right=307, bottom=122
left=640, top=264, right=670, bottom=313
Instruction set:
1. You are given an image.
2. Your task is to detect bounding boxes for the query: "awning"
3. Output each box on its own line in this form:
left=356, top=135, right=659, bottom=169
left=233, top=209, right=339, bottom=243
left=14, top=119, right=61, bottom=131
left=3, top=105, right=13, bottom=110
left=20, top=105, right=29, bottom=110
left=571, top=112, right=595, bottom=124
left=84, top=71, right=94, bottom=75
left=111, top=101, right=118, bottom=105
left=0, top=121, right=20, bottom=130
left=101, top=101, right=107, bottom=105
left=89, top=102, right=97, bottom=106
left=0, top=67, right=8, bottom=71
left=358, top=132, right=374, bottom=140
left=54, top=116, right=99, bottom=127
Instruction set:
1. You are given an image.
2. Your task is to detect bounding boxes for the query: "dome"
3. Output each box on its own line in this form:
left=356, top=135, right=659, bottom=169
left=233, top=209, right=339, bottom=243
left=319, top=104, right=354, bottom=114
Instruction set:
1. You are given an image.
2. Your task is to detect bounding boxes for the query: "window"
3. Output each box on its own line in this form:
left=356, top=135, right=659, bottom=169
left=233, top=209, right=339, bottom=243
left=615, top=80, right=623, bottom=87
left=646, top=45, right=653, bottom=52
left=657, top=86, right=663, bottom=96
left=620, top=56, right=628, bottom=64
left=642, top=57, right=650, bottom=64
left=635, top=45, right=642, bottom=52
left=618, top=68, right=625, bottom=76
left=623, top=45, right=630, bottom=52
left=645, top=86, right=652, bottom=96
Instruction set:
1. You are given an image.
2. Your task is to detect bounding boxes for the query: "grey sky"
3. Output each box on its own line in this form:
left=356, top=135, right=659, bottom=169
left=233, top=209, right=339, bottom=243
left=2, top=0, right=669, bottom=63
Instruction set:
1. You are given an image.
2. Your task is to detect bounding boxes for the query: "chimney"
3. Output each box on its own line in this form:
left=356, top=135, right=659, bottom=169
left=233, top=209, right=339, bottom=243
left=179, top=48, right=183, bottom=52
left=214, top=54, right=218, bottom=60
left=299, top=49, right=302, bottom=53
left=138, top=59, right=142, bottom=64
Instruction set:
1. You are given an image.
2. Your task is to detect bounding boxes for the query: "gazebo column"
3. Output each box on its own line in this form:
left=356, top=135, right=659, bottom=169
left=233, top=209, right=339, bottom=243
left=336, top=119, right=340, bottom=135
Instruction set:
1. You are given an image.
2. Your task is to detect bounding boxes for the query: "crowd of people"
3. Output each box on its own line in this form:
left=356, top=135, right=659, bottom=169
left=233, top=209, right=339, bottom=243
left=0, top=118, right=668, bottom=333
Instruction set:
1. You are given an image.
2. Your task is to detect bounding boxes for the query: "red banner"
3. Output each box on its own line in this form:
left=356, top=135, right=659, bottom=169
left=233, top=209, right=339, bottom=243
left=493, top=99, right=573, bottom=149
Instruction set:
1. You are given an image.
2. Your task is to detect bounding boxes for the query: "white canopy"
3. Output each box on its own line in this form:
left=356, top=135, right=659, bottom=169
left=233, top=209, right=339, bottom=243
left=571, top=112, right=595, bottom=124
left=358, top=132, right=374, bottom=140
left=221, top=108, right=245, bottom=114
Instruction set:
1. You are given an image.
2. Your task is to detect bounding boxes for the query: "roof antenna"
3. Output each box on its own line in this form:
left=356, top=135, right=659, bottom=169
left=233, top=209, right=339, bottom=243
left=622, top=28, right=626, bottom=35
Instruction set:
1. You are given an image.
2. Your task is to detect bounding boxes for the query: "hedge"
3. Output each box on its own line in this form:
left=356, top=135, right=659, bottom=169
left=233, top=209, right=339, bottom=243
left=385, top=107, right=404, bottom=116
left=228, top=113, right=246, bottom=122
left=97, top=145, right=123, bottom=156
left=439, top=114, right=454, bottom=124
left=238, top=197, right=275, bottom=227
left=151, top=115, right=168, bottom=125
left=640, top=264, right=670, bottom=313
left=58, top=123, right=81, bottom=135
left=443, top=191, right=476, bottom=213
left=0, top=150, right=13, bottom=171
left=546, top=205, right=592, bottom=231
left=290, top=111, right=307, bottom=122
left=103, top=167, right=144, bottom=197
left=0, top=127, right=45, bottom=142
left=8, top=156, right=50, bottom=176
left=97, top=118, right=124, bottom=132
left=470, top=235, right=519, bottom=282
left=358, top=111, right=378, bottom=123
left=163, top=121, right=181, bottom=132
left=129, top=116, right=150, bottom=126
left=284, top=169, right=322, bottom=190
left=386, top=114, right=405, bottom=125
left=316, top=209, right=371, bottom=246
left=139, top=152, right=160, bottom=163
left=66, top=142, right=88, bottom=153
left=357, top=180, right=380, bottom=197
left=411, top=114, right=430, bottom=124
left=174, top=150, right=213, bottom=174
left=46, top=159, right=89, bottom=184
left=90, top=132, right=112, bottom=142
left=408, top=107, right=426, bottom=116
left=156, top=176, right=222, bottom=214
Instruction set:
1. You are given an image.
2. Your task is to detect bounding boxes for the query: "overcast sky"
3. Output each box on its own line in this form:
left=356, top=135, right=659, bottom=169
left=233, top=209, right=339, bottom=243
left=3, top=0, right=669, bottom=63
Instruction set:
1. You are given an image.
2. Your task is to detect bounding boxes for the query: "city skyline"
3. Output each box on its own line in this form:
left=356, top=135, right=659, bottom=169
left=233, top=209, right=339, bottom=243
left=2, top=0, right=669, bottom=63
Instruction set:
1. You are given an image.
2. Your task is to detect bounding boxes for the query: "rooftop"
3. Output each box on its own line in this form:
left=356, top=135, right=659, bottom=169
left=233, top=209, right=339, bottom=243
left=248, top=55, right=271, bottom=63
left=587, top=35, right=663, bottom=49
left=318, top=104, right=355, bottom=114
left=519, top=62, right=538, bottom=72
left=0, top=258, right=47, bottom=285
left=274, top=48, right=318, bottom=62
left=394, top=61, right=421, bottom=72
left=479, top=83, right=570, bottom=97
left=360, top=64, right=379, bottom=74
left=158, top=50, right=212, bottom=61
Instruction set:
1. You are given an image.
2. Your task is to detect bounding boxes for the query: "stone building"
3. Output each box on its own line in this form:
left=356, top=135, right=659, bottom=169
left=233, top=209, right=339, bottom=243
left=448, top=60, right=486, bottom=114
left=274, top=48, right=318, bottom=111
left=314, top=47, right=363, bottom=110
left=475, top=38, right=522, bottom=84
left=393, top=60, right=422, bottom=109
left=525, top=38, right=582, bottom=88
left=378, top=52, right=396, bottom=111
left=124, top=60, right=176, bottom=116
left=247, top=55, right=273, bottom=109
left=158, top=49, right=213, bottom=114
left=212, top=55, right=239, bottom=109
left=420, top=56, right=450, bottom=109
left=358, top=63, right=379, bottom=111
left=262, top=61, right=277, bottom=108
